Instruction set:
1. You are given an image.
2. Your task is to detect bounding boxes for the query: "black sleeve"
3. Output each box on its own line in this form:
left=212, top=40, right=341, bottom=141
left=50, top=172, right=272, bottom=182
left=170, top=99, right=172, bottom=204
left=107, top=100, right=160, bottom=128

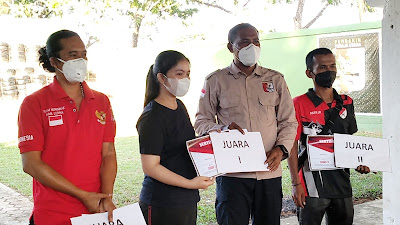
left=137, top=113, right=164, bottom=155
left=348, top=103, right=358, bottom=135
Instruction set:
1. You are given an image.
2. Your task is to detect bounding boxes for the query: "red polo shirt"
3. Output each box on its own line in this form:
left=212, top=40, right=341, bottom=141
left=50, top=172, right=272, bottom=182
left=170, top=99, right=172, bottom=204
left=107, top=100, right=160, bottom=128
left=18, top=77, right=116, bottom=225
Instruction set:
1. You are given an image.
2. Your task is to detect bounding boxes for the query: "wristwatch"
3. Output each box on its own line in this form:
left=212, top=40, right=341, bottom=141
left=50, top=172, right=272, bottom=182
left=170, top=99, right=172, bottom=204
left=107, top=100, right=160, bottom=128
left=277, top=145, right=289, bottom=160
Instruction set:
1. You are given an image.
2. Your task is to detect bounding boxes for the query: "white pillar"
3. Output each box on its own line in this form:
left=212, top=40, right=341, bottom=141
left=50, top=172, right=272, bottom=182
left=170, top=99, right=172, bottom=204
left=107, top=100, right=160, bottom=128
left=382, top=0, right=400, bottom=224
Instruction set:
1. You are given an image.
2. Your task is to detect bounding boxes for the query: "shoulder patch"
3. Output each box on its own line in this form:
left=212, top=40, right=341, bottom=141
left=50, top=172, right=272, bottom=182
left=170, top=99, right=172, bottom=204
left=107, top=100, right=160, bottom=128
left=205, top=69, right=221, bottom=80
left=266, top=68, right=284, bottom=77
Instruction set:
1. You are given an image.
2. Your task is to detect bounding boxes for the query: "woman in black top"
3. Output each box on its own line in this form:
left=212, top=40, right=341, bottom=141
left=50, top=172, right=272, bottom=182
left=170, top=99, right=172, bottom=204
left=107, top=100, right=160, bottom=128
left=136, top=50, right=214, bottom=225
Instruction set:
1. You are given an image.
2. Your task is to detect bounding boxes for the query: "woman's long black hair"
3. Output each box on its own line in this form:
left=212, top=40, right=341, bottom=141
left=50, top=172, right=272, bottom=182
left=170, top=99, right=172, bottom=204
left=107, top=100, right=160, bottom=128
left=144, top=50, right=189, bottom=107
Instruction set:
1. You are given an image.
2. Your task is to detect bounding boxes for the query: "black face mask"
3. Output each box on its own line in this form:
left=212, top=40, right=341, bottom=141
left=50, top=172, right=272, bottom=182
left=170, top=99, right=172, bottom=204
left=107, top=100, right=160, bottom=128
left=313, top=70, right=337, bottom=88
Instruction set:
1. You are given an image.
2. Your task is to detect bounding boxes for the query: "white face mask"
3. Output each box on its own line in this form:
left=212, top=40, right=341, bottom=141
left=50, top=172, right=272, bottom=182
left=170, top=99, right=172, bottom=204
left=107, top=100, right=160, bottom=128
left=56, top=58, right=87, bottom=83
left=235, top=43, right=261, bottom=67
left=163, top=75, right=191, bottom=97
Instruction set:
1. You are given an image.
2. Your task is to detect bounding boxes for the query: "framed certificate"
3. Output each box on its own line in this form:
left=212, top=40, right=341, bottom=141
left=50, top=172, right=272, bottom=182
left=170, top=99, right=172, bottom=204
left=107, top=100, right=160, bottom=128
left=307, top=135, right=338, bottom=171
left=186, top=135, right=222, bottom=177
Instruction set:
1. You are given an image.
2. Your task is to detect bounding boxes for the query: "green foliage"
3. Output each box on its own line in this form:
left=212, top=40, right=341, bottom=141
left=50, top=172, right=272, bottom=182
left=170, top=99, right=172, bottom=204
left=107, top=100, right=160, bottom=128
left=326, top=0, right=341, bottom=6
left=0, top=0, right=199, bottom=47
left=351, top=170, right=382, bottom=199
left=0, top=142, right=32, bottom=196
left=0, top=0, right=11, bottom=14
left=0, top=0, right=64, bottom=18
left=115, top=0, right=198, bottom=20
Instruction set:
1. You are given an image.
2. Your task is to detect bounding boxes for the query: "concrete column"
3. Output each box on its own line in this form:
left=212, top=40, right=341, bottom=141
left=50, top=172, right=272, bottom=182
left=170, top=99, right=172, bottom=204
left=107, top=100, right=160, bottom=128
left=382, top=0, right=400, bottom=224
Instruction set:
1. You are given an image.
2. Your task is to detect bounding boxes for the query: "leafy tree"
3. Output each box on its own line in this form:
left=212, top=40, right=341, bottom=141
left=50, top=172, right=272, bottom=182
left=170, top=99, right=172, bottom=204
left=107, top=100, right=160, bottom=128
left=194, top=0, right=373, bottom=30
left=97, top=0, right=199, bottom=47
left=0, top=0, right=63, bottom=18
left=278, top=0, right=374, bottom=29
left=1, top=0, right=199, bottom=48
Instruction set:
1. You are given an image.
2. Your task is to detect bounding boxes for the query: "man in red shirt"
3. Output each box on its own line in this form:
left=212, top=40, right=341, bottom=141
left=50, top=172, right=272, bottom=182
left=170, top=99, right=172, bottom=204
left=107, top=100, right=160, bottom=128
left=18, top=30, right=117, bottom=225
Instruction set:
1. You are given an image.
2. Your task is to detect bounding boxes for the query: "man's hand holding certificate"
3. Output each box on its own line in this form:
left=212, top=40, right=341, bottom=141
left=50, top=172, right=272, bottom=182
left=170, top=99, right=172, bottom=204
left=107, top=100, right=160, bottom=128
left=186, top=130, right=268, bottom=176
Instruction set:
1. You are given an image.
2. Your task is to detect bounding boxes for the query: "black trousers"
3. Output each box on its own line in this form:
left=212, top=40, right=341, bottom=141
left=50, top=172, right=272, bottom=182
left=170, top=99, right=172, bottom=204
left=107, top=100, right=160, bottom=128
left=298, top=197, right=354, bottom=225
left=139, top=201, right=197, bottom=225
left=215, top=176, right=282, bottom=225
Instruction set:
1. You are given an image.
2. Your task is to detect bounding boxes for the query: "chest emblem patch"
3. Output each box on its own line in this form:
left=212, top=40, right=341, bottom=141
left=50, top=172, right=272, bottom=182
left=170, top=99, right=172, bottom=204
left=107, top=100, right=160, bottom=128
left=48, top=115, right=63, bottom=127
left=262, top=81, right=274, bottom=93
left=339, top=108, right=347, bottom=119
left=95, top=110, right=106, bottom=125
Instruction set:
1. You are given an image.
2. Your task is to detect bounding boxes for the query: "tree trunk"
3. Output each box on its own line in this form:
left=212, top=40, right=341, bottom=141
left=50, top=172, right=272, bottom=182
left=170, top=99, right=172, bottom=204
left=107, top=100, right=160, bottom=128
left=130, top=17, right=143, bottom=48
left=131, top=29, right=139, bottom=48
left=356, top=0, right=367, bottom=22
left=302, top=2, right=329, bottom=29
left=294, top=0, right=305, bottom=30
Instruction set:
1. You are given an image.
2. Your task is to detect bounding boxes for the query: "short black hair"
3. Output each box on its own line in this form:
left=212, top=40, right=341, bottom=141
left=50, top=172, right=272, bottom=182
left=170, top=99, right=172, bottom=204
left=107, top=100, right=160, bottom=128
left=305, top=48, right=333, bottom=70
left=228, top=23, right=258, bottom=44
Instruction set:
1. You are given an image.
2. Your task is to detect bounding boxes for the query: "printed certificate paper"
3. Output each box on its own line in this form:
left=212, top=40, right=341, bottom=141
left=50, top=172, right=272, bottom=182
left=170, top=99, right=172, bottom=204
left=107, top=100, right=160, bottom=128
left=334, top=133, right=392, bottom=172
left=186, top=135, right=221, bottom=177
left=209, top=130, right=269, bottom=174
left=307, top=135, right=337, bottom=171
left=70, top=203, right=146, bottom=225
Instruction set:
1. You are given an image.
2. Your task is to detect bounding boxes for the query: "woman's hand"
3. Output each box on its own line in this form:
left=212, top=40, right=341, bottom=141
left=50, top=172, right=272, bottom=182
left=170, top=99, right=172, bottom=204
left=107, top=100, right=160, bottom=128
left=188, top=176, right=215, bottom=189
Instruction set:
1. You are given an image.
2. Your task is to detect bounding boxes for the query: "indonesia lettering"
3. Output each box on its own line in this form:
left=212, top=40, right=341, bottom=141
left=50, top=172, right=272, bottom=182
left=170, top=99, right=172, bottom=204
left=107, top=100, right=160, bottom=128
left=18, top=134, right=34, bottom=143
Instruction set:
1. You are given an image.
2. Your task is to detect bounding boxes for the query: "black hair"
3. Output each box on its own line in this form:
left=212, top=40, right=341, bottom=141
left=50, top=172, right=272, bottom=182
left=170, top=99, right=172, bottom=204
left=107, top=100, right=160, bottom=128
left=305, top=48, right=333, bottom=70
left=144, top=50, right=190, bottom=107
left=38, top=30, right=79, bottom=72
left=228, top=23, right=258, bottom=44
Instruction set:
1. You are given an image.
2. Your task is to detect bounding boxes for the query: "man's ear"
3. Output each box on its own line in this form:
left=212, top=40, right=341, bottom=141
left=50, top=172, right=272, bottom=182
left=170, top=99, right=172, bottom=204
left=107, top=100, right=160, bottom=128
left=227, top=42, right=234, bottom=53
left=305, top=69, right=313, bottom=78
left=50, top=57, right=58, bottom=69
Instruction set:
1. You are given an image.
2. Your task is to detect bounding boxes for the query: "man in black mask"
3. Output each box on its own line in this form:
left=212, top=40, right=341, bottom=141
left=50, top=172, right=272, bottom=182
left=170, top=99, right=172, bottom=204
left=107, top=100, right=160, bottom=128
left=287, top=48, right=370, bottom=225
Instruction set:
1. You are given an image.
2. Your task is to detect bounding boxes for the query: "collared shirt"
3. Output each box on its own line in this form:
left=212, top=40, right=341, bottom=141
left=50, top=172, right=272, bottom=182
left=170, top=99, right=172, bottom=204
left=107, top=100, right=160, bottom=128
left=18, top=77, right=116, bottom=225
left=194, top=62, right=298, bottom=180
left=294, top=88, right=357, bottom=198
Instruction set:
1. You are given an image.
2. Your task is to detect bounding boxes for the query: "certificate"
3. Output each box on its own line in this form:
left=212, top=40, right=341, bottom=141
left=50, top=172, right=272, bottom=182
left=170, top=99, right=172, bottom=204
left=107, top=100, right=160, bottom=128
left=186, top=135, right=222, bottom=177
left=209, top=130, right=269, bottom=174
left=307, top=135, right=338, bottom=171
left=334, top=133, right=392, bottom=172
left=70, top=203, right=146, bottom=225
